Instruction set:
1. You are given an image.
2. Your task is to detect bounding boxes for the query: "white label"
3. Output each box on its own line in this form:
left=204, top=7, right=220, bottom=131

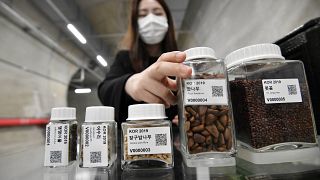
left=184, top=79, right=228, bottom=105
left=262, top=79, right=302, bottom=104
left=82, top=125, right=108, bottom=167
left=127, top=127, right=172, bottom=155
left=44, top=124, right=69, bottom=166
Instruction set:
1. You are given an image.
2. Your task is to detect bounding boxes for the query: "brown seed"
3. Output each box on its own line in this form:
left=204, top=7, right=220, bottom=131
left=201, top=130, right=210, bottom=136
left=218, top=133, right=225, bottom=146
left=186, top=107, right=197, bottom=116
left=216, top=120, right=225, bottom=132
left=192, top=124, right=204, bottom=132
left=224, top=128, right=231, bottom=141
left=206, top=124, right=219, bottom=138
left=189, top=116, right=195, bottom=122
left=207, top=109, right=220, bottom=116
left=194, top=133, right=205, bottom=143
left=188, top=138, right=194, bottom=147
left=184, top=121, right=190, bottom=131
left=205, top=114, right=218, bottom=125
left=193, top=146, right=203, bottom=153
left=213, top=137, right=218, bottom=144
left=198, top=106, right=207, bottom=116
left=220, top=109, right=228, bottom=116
left=201, top=115, right=206, bottom=124
left=219, top=105, right=228, bottom=110
left=227, top=139, right=232, bottom=150
left=191, top=143, right=199, bottom=150
left=219, top=115, right=228, bottom=127
left=205, top=135, right=212, bottom=145
left=190, top=120, right=201, bottom=128
left=209, top=105, right=217, bottom=110
left=187, top=130, right=193, bottom=137
left=217, top=146, right=227, bottom=152
left=185, top=111, right=190, bottom=118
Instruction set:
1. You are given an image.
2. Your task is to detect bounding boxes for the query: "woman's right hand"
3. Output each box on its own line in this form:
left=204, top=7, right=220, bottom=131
left=125, top=51, right=192, bottom=107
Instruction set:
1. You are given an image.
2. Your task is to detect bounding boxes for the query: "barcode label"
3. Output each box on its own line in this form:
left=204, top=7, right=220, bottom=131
left=82, top=125, right=108, bottom=167
left=50, top=151, right=62, bottom=163
left=262, top=79, right=302, bottom=104
left=184, top=79, right=228, bottom=105
left=90, top=151, right=102, bottom=163
left=155, top=134, right=167, bottom=146
left=44, top=124, right=69, bottom=166
left=127, top=127, right=172, bottom=155
left=212, top=86, right=224, bottom=97
left=287, top=85, right=297, bottom=95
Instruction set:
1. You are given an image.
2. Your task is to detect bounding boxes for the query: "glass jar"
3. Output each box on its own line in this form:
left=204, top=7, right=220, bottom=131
left=226, top=44, right=318, bottom=162
left=79, top=106, right=117, bottom=168
left=178, top=47, right=236, bottom=167
left=44, top=107, right=78, bottom=167
left=121, top=104, right=174, bottom=169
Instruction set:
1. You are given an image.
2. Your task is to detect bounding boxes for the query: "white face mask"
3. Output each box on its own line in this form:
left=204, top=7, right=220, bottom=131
left=138, top=13, right=168, bottom=45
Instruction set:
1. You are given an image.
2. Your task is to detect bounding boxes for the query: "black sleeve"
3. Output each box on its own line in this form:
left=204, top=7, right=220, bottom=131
left=97, top=50, right=178, bottom=124
left=98, top=51, right=138, bottom=123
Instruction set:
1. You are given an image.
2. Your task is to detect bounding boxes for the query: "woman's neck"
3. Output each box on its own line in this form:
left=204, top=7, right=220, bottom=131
left=146, top=44, right=162, bottom=57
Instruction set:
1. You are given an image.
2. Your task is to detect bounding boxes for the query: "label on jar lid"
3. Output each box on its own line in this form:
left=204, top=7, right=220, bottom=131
left=44, top=124, right=69, bottom=166
left=184, top=79, right=228, bottom=105
left=82, top=125, right=108, bottom=167
left=262, top=79, right=302, bottom=104
left=127, top=127, right=172, bottom=155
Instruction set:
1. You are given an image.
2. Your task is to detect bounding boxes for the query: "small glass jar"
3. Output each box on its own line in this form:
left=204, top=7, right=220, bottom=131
left=226, top=44, right=318, bottom=162
left=79, top=106, right=117, bottom=168
left=121, top=104, right=174, bottom=169
left=44, top=107, right=78, bottom=167
left=178, top=47, right=236, bottom=167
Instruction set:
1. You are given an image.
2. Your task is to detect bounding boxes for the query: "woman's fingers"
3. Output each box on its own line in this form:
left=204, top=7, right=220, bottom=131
left=148, top=61, right=192, bottom=80
left=157, top=51, right=186, bottom=63
left=138, top=89, right=165, bottom=105
left=162, top=77, right=177, bottom=91
left=143, top=79, right=177, bottom=106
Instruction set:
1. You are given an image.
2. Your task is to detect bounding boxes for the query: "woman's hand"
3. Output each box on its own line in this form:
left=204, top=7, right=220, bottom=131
left=125, top=51, right=192, bottom=107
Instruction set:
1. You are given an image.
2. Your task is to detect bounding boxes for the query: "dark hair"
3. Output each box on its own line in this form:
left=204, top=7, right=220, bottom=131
left=121, top=0, right=177, bottom=72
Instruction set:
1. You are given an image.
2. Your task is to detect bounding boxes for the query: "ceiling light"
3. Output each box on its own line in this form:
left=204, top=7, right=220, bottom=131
left=96, top=55, right=108, bottom=67
left=74, top=88, right=91, bottom=94
left=67, top=24, right=87, bottom=44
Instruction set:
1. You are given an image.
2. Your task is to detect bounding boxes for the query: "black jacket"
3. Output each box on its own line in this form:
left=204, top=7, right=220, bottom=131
left=98, top=50, right=177, bottom=123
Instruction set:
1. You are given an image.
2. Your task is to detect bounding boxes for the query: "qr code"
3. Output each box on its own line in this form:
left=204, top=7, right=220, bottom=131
left=155, top=134, right=167, bottom=146
left=287, top=85, right=297, bottom=95
left=90, top=151, right=101, bottom=163
left=212, top=86, right=223, bottom=97
left=50, top=151, right=62, bottom=163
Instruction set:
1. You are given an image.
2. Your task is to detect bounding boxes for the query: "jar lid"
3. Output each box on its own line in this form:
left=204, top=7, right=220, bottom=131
left=50, top=107, right=76, bottom=121
left=85, top=106, right=115, bottom=123
left=184, top=47, right=217, bottom=61
left=225, top=43, right=285, bottom=69
left=127, top=104, right=167, bottom=121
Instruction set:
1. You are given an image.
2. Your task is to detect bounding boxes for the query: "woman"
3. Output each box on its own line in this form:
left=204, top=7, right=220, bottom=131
left=98, top=0, right=192, bottom=123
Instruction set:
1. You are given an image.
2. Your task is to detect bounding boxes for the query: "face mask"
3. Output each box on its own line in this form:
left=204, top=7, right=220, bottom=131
left=138, top=13, right=168, bottom=45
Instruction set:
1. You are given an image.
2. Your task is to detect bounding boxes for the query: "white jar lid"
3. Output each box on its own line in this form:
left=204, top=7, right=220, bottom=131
left=50, top=107, right=76, bottom=121
left=184, top=47, right=217, bottom=61
left=225, top=43, right=285, bottom=69
left=85, top=106, right=114, bottom=123
left=127, top=104, right=167, bottom=121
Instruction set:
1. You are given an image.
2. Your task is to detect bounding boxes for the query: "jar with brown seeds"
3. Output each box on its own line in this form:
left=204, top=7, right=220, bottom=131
left=177, top=47, right=236, bottom=167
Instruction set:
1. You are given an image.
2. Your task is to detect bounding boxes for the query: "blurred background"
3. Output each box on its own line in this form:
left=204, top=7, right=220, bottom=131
left=0, top=0, right=320, bottom=176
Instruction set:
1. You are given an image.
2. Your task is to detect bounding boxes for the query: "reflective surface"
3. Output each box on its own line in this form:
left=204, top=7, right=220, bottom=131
left=0, top=127, right=320, bottom=180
